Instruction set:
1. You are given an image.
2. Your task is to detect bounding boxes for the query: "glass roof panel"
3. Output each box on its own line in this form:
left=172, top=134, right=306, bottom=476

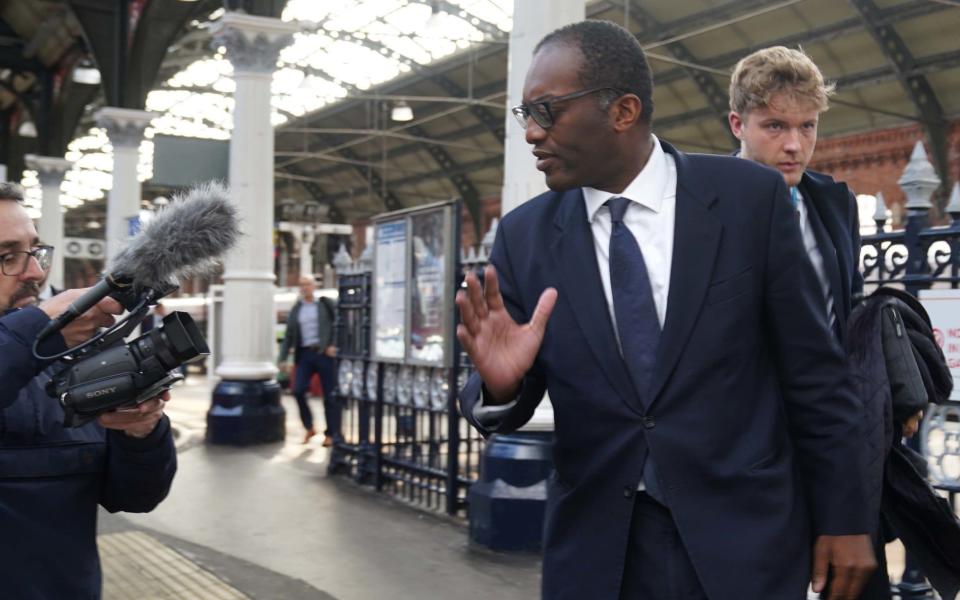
left=23, top=1, right=512, bottom=215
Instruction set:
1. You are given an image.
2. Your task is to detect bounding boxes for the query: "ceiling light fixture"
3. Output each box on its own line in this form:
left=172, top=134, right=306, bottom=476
left=72, top=64, right=101, bottom=85
left=425, top=0, right=444, bottom=33
left=391, top=100, right=414, bottom=122
left=18, top=120, right=37, bottom=138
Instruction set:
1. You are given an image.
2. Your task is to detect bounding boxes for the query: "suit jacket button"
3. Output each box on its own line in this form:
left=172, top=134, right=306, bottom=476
left=623, top=485, right=635, bottom=499
left=643, top=416, right=655, bottom=429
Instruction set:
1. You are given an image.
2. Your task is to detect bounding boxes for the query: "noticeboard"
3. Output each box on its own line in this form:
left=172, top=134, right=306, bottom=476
left=371, top=202, right=456, bottom=366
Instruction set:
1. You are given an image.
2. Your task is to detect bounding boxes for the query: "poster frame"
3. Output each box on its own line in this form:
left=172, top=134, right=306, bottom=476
left=370, top=216, right=409, bottom=363
left=370, top=200, right=457, bottom=367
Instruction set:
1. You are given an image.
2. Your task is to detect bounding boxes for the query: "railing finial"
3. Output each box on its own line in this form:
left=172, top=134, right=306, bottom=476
left=481, top=217, right=499, bottom=254
left=947, top=181, right=960, bottom=223
left=899, top=140, right=940, bottom=211
left=873, top=191, right=888, bottom=233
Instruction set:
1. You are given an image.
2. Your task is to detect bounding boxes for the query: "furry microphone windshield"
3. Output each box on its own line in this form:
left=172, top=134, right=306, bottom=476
left=109, top=181, right=241, bottom=288
left=35, top=182, right=241, bottom=344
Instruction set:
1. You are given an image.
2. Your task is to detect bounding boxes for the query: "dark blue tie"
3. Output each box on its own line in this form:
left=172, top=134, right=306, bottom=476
left=606, top=196, right=665, bottom=503
left=607, top=197, right=660, bottom=398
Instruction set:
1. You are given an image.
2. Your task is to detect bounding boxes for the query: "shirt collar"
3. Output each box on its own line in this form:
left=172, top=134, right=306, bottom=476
left=583, top=134, right=668, bottom=222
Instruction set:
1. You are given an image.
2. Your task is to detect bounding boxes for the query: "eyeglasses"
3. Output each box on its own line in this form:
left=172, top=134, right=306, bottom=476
left=0, top=245, right=54, bottom=276
left=511, top=87, right=626, bottom=129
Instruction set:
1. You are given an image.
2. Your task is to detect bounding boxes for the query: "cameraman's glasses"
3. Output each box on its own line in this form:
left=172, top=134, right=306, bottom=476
left=0, top=245, right=54, bottom=276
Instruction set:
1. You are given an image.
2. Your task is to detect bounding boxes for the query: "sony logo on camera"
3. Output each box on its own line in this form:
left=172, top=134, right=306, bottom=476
left=85, top=386, right=118, bottom=399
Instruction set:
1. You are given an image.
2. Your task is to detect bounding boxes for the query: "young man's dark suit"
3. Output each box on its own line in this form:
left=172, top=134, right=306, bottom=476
left=792, top=170, right=896, bottom=599
left=460, top=140, right=868, bottom=600
left=796, top=169, right=864, bottom=335
left=730, top=151, right=863, bottom=337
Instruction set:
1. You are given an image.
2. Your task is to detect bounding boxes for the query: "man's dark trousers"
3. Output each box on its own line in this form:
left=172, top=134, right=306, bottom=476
left=293, top=347, right=340, bottom=437
left=619, top=492, right=707, bottom=600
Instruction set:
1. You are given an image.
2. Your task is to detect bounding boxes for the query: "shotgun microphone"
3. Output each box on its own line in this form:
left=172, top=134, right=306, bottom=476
left=37, top=182, right=240, bottom=341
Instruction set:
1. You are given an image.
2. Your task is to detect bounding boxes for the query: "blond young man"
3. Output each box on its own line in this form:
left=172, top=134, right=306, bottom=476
left=729, top=46, right=863, bottom=336
left=729, top=48, right=890, bottom=599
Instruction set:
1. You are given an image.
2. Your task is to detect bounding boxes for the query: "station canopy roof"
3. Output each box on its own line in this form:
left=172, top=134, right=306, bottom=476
left=4, top=0, right=958, bottom=229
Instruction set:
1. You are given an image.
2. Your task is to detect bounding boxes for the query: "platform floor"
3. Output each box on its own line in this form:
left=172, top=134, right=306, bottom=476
left=99, top=378, right=540, bottom=600
left=97, top=377, right=935, bottom=599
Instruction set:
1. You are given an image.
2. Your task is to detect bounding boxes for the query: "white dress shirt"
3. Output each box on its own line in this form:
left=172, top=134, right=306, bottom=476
left=795, top=188, right=836, bottom=333
left=582, top=134, right=677, bottom=335
left=475, top=135, right=677, bottom=422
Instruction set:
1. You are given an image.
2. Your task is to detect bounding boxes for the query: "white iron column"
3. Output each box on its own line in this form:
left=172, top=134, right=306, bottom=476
left=501, top=0, right=583, bottom=430
left=501, top=0, right=585, bottom=214
left=95, top=108, right=155, bottom=262
left=299, top=226, right=316, bottom=279
left=214, top=13, right=296, bottom=381
left=24, top=155, right=71, bottom=289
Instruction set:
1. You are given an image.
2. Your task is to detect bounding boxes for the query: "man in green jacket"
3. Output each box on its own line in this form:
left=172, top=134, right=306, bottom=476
left=278, top=275, right=339, bottom=445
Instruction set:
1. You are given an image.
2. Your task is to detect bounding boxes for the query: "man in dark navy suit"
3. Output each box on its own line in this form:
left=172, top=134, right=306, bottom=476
left=729, top=47, right=897, bottom=600
left=456, top=21, right=875, bottom=600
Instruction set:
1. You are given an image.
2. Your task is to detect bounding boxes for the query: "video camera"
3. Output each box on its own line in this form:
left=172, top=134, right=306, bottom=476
left=32, top=183, right=237, bottom=427
left=46, top=296, right=209, bottom=427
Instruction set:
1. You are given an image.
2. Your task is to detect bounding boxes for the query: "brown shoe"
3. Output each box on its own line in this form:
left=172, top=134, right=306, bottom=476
left=322, top=435, right=334, bottom=447
left=302, top=428, right=317, bottom=444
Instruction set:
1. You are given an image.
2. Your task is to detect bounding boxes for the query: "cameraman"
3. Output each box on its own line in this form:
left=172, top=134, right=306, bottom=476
left=0, top=183, right=177, bottom=598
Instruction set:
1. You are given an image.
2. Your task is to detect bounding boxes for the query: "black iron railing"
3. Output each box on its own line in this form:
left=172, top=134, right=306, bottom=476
left=328, top=235, right=493, bottom=517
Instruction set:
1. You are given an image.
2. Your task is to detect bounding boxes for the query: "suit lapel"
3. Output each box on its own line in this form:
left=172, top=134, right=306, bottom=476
left=552, top=189, right=643, bottom=414
left=648, top=143, right=722, bottom=405
left=800, top=177, right=848, bottom=335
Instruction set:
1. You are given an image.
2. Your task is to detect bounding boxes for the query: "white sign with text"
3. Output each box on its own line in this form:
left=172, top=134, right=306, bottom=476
left=919, top=288, right=960, bottom=401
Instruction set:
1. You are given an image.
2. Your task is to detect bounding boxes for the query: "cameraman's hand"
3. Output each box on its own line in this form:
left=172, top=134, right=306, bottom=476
left=38, top=288, right=123, bottom=348
left=98, top=391, right=169, bottom=438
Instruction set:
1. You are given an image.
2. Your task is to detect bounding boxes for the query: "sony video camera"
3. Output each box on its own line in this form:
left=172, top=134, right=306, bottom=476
left=47, top=306, right=208, bottom=427
left=35, top=183, right=236, bottom=427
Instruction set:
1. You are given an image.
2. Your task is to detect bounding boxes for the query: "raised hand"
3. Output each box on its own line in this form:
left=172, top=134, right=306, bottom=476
left=455, top=265, right=557, bottom=403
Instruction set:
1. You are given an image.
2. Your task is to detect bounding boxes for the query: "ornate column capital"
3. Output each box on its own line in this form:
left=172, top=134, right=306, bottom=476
left=24, top=154, right=72, bottom=187
left=212, top=12, right=298, bottom=74
left=94, top=107, right=157, bottom=148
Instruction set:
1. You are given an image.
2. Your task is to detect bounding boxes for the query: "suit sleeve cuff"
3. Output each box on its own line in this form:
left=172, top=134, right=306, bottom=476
left=473, top=386, right=520, bottom=429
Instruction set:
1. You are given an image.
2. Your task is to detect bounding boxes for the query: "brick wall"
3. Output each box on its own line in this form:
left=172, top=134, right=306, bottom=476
left=809, top=120, right=960, bottom=223
left=349, top=120, right=960, bottom=247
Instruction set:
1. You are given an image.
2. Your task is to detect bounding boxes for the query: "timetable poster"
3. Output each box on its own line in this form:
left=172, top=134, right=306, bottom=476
left=373, top=219, right=407, bottom=360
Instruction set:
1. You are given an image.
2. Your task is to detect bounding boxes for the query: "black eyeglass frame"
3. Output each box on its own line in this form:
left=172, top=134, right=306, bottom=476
left=511, top=86, right=631, bottom=129
left=0, top=245, right=54, bottom=276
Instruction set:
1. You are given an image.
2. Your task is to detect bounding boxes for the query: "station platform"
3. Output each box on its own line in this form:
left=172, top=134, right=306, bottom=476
left=98, top=378, right=541, bottom=600
left=99, top=378, right=927, bottom=599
